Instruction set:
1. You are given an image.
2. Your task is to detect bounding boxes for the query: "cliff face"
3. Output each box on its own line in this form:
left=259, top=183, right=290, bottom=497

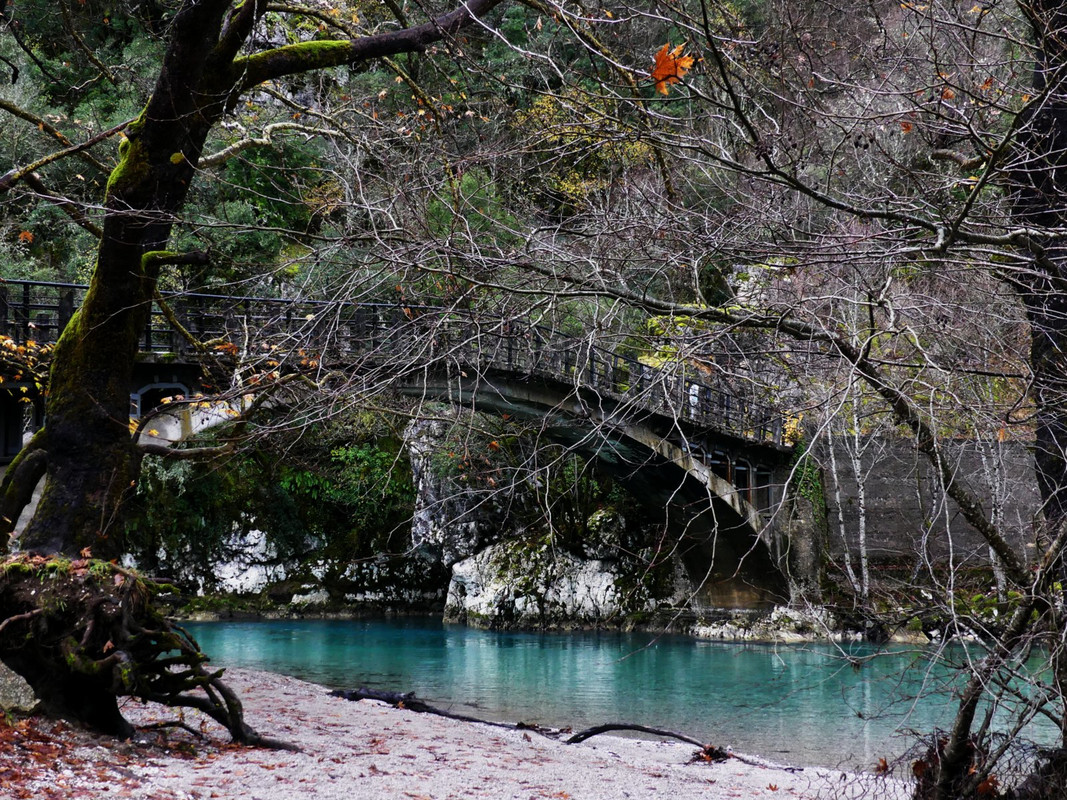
left=406, top=418, right=515, bottom=568
left=407, top=416, right=695, bottom=629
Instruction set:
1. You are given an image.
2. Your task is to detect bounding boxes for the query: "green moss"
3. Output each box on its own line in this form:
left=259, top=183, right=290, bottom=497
left=103, top=109, right=150, bottom=199
left=141, top=250, right=177, bottom=269
left=788, top=437, right=827, bottom=529
left=105, top=137, right=151, bottom=199
left=41, top=557, right=71, bottom=577
left=115, top=660, right=135, bottom=690
left=235, top=40, right=353, bottom=82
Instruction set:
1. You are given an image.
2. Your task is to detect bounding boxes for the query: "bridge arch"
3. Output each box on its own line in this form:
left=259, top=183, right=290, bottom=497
left=397, top=370, right=792, bottom=607
left=0, top=279, right=796, bottom=606
left=132, top=382, right=191, bottom=418
left=135, top=369, right=791, bottom=606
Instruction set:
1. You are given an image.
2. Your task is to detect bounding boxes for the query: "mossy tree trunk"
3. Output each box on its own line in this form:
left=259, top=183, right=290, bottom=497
left=0, top=0, right=507, bottom=738
left=1012, top=2, right=1067, bottom=545
left=4, top=0, right=507, bottom=559
left=1009, top=0, right=1067, bottom=768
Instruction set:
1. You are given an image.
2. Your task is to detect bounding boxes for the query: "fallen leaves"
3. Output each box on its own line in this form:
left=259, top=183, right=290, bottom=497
left=0, top=716, right=160, bottom=799
left=977, top=774, right=1000, bottom=796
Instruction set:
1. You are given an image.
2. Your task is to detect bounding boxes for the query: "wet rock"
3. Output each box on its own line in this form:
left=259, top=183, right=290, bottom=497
left=692, top=605, right=844, bottom=642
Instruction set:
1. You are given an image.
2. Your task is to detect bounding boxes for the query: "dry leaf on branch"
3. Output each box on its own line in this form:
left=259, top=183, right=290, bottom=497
left=650, top=43, right=696, bottom=95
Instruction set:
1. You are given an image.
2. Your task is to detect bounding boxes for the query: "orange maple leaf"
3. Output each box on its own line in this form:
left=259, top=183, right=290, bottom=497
left=17, top=230, right=33, bottom=244
left=214, top=341, right=239, bottom=356
left=650, top=43, right=696, bottom=95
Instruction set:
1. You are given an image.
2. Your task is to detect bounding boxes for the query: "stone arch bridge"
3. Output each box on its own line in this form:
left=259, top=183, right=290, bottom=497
left=0, top=280, right=798, bottom=607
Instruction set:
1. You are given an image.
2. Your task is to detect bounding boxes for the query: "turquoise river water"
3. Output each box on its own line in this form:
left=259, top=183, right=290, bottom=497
left=183, top=618, right=1049, bottom=769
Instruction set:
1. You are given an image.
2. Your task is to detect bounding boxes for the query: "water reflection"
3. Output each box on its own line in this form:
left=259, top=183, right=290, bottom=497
left=184, top=618, right=1052, bottom=769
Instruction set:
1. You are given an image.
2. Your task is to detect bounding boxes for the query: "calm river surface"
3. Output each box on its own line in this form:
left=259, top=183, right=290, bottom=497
left=183, top=618, right=1033, bottom=769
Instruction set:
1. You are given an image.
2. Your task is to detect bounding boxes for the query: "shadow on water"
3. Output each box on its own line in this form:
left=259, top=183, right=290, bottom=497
left=184, top=617, right=1054, bottom=770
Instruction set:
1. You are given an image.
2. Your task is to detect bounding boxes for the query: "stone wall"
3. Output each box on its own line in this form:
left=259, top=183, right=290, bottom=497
left=818, top=436, right=1039, bottom=569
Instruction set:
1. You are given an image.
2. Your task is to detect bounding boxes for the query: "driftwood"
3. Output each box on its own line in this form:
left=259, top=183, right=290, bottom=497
left=565, top=723, right=708, bottom=747
left=330, top=687, right=757, bottom=767
left=329, top=687, right=518, bottom=730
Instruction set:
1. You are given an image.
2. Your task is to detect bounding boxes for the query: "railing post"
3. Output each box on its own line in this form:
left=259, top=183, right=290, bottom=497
left=19, top=282, right=30, bottom=344
left=0, top=284, right=8, bottom=339
left=171, top=297, right=185, bottom=355
left=58, top=289, right=74, bottom=340
left=143, top=300, right=154, bottom=352
left=507, top=323, right=514, bottom=371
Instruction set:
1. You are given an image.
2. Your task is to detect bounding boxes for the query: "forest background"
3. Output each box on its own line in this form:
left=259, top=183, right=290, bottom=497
left=3, top=0, right=1067, bottom=797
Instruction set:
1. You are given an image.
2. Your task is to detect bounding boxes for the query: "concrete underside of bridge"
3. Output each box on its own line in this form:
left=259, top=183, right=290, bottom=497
left=400, top=372, right=792, bottom=610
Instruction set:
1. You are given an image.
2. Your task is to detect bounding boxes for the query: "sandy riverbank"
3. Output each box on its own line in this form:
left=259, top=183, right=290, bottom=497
left=0, top=668, right=911, bottom=799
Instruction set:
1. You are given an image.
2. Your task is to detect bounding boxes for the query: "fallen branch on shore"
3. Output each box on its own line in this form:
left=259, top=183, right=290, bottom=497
left=566, top=723, right=713, bottom=749
left=328, top=686, right=774, bottom=769
left=329, top=687, right=520, bottom=731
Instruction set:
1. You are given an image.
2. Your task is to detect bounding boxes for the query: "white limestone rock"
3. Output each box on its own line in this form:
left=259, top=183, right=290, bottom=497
left=0, top=664, right=37, bottom=713
left=213, top=529, right=288, bottom=595
left=445, top=543, right=652, bottom=627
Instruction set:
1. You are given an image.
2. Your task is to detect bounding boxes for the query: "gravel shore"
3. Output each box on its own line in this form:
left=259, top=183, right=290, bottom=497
left=0, top=668, right=911, bottom=799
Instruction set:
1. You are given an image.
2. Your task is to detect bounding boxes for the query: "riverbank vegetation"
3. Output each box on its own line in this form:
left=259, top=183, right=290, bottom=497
left=4, top=0, right=1067, bottom=796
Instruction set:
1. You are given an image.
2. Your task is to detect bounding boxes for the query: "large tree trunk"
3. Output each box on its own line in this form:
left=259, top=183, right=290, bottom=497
left=1012, top=0, right=1067, bottom=752
left=5, top=0, right=509, bottom=559
left=15, top=3, right=229, bottom=557
left=1, top=0, right=508, bottom=740
left=1012, top=1, right=1067, bottom=537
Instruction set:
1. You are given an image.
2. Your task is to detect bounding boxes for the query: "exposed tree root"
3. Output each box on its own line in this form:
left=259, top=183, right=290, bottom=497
left=0, top=439, right=48, bottom=542
left=1004, top=748, right=1067, bottom=800
left=0, top=552, right=297, bottom=750
left=907, top=733, right=1067, bottom=800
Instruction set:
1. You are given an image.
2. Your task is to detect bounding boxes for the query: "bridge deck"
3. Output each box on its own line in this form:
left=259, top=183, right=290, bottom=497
left=0, top=279, right=786, bottom=448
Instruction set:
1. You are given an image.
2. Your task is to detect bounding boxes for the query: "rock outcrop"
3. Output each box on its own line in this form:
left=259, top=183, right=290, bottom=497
left=405, top=418, right=514, bottom=566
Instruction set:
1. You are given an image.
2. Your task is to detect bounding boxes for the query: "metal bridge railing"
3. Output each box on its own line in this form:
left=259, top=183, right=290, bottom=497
left=0, top=279, right=784, bottom=446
